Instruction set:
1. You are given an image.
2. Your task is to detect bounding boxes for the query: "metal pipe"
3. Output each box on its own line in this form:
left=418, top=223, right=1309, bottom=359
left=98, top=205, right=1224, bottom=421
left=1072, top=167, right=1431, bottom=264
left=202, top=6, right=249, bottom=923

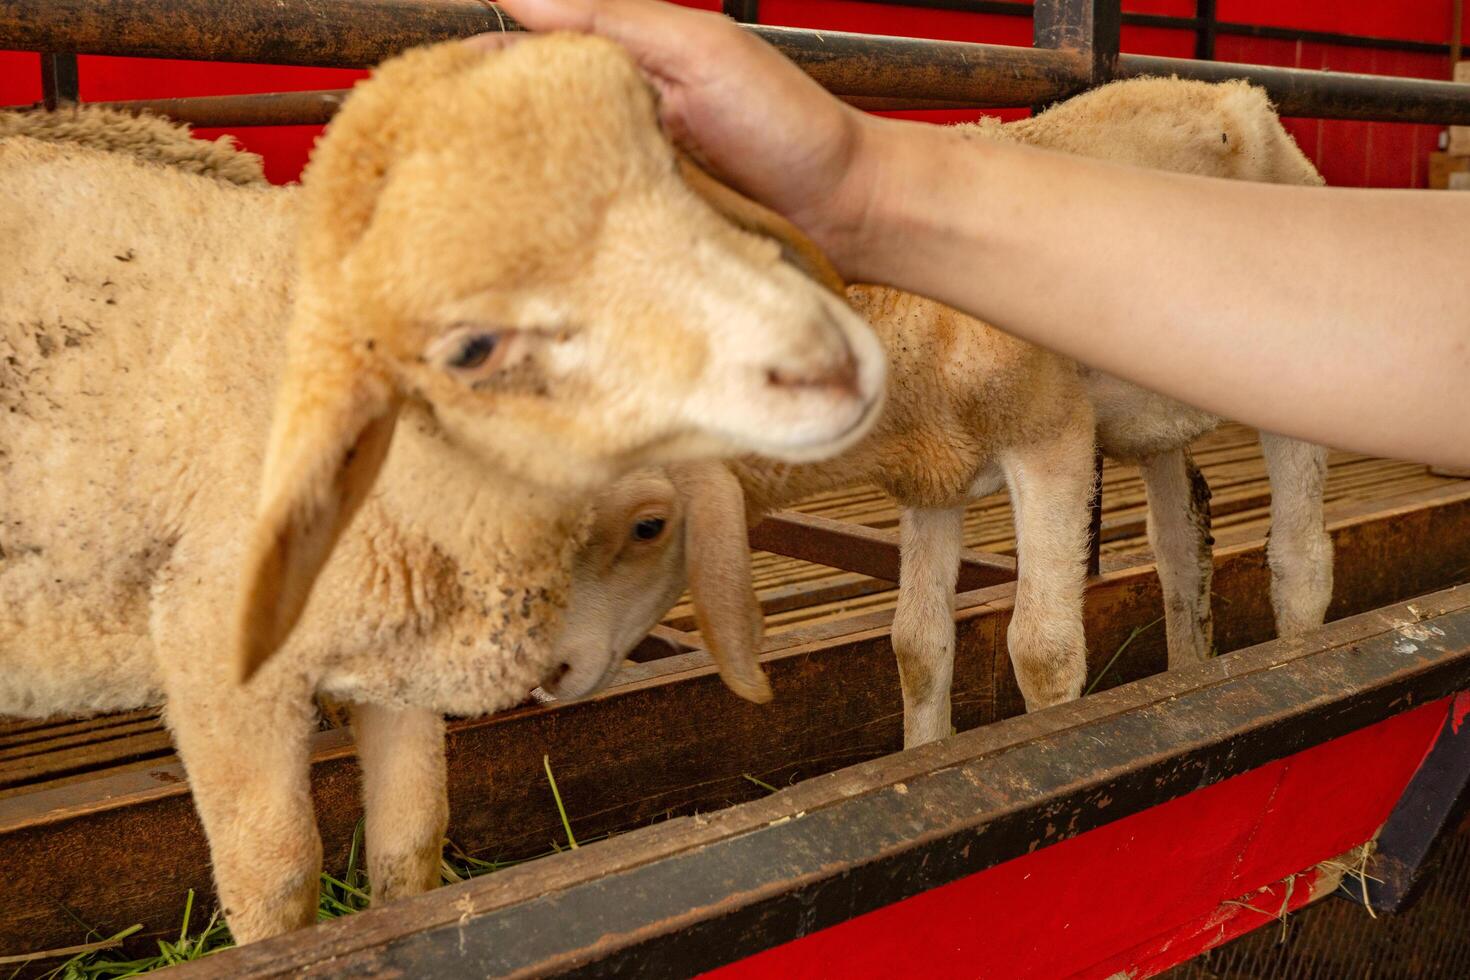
left=39, top=52, right=78, bottom=109
left=64, top=89, right=982, bottom=129
left=91, top=89, right=349, bottom=127
left=4, top=0, right=1470, bottom=124
left=844, top=0, right=1465, bottom=59
left=1118, top=53, right=1470, bottom=124
left=1194, top=0, right=1216, bottom=62
left=0, top=0, right=1082, bottom=106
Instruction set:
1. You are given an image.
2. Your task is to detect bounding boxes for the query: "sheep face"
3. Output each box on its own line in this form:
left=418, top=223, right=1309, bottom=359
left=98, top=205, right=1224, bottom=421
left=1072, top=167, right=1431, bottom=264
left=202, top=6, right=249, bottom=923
left=548, top=470, right=687, bottom=700
left=299, top=34, right=885, bottom=487
left=238, top=35, right=886, bottom=681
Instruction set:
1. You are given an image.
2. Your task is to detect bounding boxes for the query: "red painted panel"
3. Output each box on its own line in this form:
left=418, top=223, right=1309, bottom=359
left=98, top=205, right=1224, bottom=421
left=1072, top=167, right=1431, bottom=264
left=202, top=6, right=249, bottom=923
left=1124, top=0, right=1196, bottom=17
left=1218, top=1, right=1468, bottom=46
left=1120, top=24, right=1196, bottom=58
left=0, top=50, right=40, bottom=104
left=706, top=699, right=1451, bottom=980
left=760, top=0, right=1034, bottom=47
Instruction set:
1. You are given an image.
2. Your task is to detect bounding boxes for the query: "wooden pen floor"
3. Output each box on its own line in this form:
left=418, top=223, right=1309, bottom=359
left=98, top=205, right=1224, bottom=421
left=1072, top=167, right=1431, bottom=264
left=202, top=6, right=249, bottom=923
left=1, top=423, right=1457, bottom=800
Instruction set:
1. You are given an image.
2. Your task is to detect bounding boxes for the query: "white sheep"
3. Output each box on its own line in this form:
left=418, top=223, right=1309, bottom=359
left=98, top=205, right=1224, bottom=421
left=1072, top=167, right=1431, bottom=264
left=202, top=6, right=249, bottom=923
left=0, top=35, right=885, bottom=943
left=661, top=77, right=1333, bottom=749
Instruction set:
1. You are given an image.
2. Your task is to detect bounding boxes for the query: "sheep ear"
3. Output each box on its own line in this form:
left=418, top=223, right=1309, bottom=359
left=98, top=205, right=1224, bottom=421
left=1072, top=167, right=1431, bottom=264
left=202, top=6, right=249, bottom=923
left=670, top=461, right=772, bottom=705
left=235, top=335, right=401, bottom=682
left=676, top=153, right=847, bottom=296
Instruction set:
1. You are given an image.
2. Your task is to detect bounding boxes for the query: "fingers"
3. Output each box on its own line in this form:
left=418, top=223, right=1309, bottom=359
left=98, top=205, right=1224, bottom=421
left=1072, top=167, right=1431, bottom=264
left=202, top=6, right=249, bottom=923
left=462, top=32, right=526, bottom=52
left=496, top=0, right=739, bottom=83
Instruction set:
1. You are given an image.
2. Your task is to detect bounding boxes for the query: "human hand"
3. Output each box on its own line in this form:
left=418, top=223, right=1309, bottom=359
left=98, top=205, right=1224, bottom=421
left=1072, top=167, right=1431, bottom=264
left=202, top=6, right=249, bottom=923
left=477, top=0, right=889, bottom=276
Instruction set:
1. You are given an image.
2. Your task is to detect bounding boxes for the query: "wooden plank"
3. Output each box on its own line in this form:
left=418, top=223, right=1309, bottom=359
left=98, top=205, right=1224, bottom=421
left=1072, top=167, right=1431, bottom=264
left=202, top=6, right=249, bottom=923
left=4, top=484, right=1470, bottom=956
left=171, top=587, right=1470, bottom=978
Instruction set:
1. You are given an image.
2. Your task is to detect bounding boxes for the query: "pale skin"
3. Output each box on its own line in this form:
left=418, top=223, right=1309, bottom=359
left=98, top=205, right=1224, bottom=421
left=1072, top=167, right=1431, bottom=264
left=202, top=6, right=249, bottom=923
left=489, top=0, right=1470, bottom=470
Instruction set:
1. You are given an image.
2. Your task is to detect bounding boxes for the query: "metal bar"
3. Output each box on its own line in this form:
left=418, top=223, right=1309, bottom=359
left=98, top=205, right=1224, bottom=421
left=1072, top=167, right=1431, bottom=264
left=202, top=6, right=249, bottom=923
left=5, top=2, right=1470, bottom=123
left=21, top=90, right=984, bottom=129
left=1033, top=0, right=1121, bottom=86
left=720, top=0, right=759, bottom=24
left=0, top=1, right=1083, bottom=107
left=1194, top=0, right=1217, bottom=62
left=38, top=51, right=78, bottom=109
left=843, top=0, right=1465, bottom=58
left=171, top=586, right=1470, bottom=978
left=91, top=89, right=349, bottom=127
left=1117, top=53, right=1470, bottom=124
left=1365, top=693, right=1470, bottom=913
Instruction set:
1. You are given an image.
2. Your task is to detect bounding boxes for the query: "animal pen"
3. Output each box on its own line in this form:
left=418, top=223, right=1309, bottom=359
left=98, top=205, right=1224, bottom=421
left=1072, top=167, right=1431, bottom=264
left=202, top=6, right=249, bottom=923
left=3, top=0, right=1470, bottom=976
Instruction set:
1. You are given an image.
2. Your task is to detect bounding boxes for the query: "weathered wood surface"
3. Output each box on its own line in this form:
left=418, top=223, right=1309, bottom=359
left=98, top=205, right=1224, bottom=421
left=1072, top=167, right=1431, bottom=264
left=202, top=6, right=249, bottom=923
left=175, top=586, right=1470, bottom=978
left=3, top=481, right=1470, bottom=957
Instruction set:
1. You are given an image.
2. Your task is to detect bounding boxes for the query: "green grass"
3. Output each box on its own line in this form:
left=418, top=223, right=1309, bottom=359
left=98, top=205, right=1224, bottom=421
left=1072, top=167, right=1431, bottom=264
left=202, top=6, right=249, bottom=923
left=1084, top=615, right=1165, bottom=695
left=24, top=758, right=586, bottom=978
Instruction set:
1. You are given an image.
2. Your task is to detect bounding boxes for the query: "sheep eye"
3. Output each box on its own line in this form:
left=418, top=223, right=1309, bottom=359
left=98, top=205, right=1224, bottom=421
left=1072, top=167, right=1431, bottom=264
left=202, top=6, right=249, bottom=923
left=631, top=517, right=666, bottom=542
left=449, top=333, right=500, bottom=370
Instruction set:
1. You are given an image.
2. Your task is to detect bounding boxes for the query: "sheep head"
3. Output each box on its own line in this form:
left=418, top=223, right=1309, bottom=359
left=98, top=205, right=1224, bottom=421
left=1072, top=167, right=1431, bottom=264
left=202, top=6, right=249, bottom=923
left=236, top=35, right=885, bottom=681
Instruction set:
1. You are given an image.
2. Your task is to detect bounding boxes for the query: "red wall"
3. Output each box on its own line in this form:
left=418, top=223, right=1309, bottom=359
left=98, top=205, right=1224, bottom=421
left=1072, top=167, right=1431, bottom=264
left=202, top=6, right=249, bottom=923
left=2, top=1, right=1466, bottom=186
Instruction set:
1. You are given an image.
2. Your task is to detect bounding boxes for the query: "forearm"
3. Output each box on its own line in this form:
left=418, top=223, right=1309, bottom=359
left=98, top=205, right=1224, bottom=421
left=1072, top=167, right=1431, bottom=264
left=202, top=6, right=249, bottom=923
left=846, top=116, right=1470, bottom=468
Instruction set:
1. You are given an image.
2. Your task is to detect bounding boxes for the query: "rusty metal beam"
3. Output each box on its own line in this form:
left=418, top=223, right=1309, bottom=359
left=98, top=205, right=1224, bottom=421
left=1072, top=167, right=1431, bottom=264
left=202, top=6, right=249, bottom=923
left=38, top=52, right=78, bottom=110
left=0, top=1, right=1083, bottom=107
left=68, top=89, right=1000, bottom=130
left=91, top=89, right=348, bottom=127
left=1117, top=53, right=1470, bottom=124
left=7, top=1, right=1470, bottom=124
left=1033, top=0, right=1120, bottom=87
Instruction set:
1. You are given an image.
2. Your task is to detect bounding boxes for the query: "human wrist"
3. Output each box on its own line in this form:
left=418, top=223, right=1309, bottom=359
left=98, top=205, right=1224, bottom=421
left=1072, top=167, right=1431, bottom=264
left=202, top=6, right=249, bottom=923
left=815, top=112, right=907, bottom=283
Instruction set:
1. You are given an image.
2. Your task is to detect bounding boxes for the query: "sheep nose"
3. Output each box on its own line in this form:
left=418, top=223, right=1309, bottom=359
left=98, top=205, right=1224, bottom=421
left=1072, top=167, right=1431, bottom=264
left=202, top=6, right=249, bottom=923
left=764, top=327, right=860, bottom=398
left=765, top=356, right=859, bottom=397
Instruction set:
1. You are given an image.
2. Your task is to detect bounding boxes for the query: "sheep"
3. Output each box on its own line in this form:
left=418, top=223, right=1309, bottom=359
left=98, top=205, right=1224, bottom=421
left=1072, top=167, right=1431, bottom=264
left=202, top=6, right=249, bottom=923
left=0, top=102, right=267, bottom=185
left=0, top=35, right=885, bottom=943
left=658, top=77, right=1333, bottom=749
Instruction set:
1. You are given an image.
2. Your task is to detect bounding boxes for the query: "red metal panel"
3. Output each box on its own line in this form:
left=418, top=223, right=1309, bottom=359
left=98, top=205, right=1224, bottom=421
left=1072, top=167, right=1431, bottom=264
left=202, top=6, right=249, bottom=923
left=705, top=698, right=1451, bottom=980
left=759, top=0, right=1035, bottom=47
left=1124, top=0, right=1196, bottom=17
left=1218, top=1, right=1466, bottom=46
left=0, top=50, right=40, bottom=104
left=1120, top=23, right=1195, bottom=57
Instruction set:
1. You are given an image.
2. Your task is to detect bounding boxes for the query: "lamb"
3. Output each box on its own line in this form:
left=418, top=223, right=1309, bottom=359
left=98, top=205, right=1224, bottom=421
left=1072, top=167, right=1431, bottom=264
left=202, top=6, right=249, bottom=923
left=0, top=35, right=885, bottom=943
left=659, top=77, right=1333, bottom=749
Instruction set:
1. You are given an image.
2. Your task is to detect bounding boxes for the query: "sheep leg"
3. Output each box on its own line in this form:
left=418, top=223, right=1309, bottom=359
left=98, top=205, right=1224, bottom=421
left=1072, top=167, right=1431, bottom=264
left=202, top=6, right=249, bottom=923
left=893, top=506, right=965, bottom=749
left=166, top=687, right=321, bottom=943
left=1260, top=431, right=1333, bottom=636
left=1139, top=447, right=1215, bottom=667
left=352, top=703, right=448, bottom=902
left=1001, top=433, right=1092, bottom=711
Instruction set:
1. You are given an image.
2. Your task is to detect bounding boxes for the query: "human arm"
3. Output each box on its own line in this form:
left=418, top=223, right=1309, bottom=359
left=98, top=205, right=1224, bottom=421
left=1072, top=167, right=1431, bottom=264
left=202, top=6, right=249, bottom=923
left=492, top=0, right=1470, bottom=469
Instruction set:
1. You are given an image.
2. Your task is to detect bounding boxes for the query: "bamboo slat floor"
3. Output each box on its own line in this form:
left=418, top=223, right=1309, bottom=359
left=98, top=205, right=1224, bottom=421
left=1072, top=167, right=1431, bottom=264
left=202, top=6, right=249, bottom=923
left=0, top=424, right=1457, bottom=798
